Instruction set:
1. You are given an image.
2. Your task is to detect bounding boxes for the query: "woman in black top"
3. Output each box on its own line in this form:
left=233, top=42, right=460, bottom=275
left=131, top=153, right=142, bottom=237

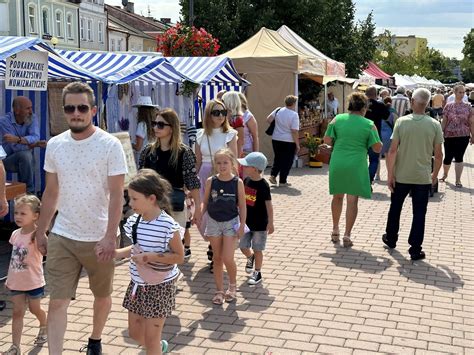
left=139, top=108, right=201, bottom=257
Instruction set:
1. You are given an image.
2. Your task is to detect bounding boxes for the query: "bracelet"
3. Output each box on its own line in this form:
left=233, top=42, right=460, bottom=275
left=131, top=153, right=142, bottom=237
left=17, top=136, right=21, bottom=144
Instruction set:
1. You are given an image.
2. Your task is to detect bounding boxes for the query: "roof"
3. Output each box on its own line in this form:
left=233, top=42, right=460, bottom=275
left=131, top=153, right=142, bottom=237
left=363, top=62, right=392, bottom=79
left=105, top=5, right=168, bottom=32
left=108, top=14, right=155, bottom=40
left=276, top=25, right=346, bottom=77
left=223, top=27, right=325, bottom=76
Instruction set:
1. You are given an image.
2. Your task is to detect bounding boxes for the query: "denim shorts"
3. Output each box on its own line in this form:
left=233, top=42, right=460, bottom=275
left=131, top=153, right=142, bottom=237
left=205, top=216, right=240, bottom=237
left=9, top=286, right=45, bottom=299
left=239, top=231, right=268, bottom=251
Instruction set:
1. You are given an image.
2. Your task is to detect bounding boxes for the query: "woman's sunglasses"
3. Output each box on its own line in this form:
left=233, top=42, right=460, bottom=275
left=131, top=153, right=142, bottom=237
left=211, top=109, right=228, bottom=117
left=63, top=104, right=90, bottom=114
left=151, top=121, right=172, bottom=129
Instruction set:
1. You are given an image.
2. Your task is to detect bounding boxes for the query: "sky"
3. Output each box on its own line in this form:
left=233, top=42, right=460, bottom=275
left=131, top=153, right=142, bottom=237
left=106, top=0, right=473, bottom=59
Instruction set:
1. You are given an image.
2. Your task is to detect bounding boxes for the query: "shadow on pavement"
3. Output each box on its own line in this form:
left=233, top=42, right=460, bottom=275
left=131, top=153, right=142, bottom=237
left=270, top=186, right=302, bottom=196
left=371, top=192, right=391, bottom=201
left=319, top=246, right=393, bottom=273
left=445, top=181, right=474, bottom=195
left=386, top=248, right=464, bottom=292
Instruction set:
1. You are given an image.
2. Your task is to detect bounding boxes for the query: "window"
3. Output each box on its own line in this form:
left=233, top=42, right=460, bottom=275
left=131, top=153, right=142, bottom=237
left=42, top=7, right=50, bottom=34
left=28, top=5, right=36, bottom=33
left=66, top=13, right=73, bottom=38
left=98, top=21, right=104, bottom=43
left=87, top=19, right=92, bottom=41
left=55, top=11, right=63, bottom=37
left=80, top=17, right=85, bottom=40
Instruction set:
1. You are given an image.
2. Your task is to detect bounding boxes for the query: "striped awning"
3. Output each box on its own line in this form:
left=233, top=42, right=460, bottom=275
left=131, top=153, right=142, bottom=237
left=0, top=36, right=102, bottom=81
left=58, top=50, right=186, bottom=84
left=166, top=56, right=248, bottom=85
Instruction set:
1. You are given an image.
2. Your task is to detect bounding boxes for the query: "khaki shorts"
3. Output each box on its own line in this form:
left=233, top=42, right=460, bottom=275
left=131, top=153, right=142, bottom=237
left=172, top=207, right=187, bottom=229
left=46, top=233, right=115, bottom=299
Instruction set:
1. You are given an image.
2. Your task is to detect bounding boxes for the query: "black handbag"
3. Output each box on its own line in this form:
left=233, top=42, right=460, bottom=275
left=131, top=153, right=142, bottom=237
left=171, top=188, right=186, bottom=212
left=265, top=108, right=281, bottom=136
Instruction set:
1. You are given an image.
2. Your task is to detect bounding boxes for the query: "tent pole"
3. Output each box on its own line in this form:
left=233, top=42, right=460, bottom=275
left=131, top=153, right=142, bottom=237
left=324, top=84, right=327, bottom=118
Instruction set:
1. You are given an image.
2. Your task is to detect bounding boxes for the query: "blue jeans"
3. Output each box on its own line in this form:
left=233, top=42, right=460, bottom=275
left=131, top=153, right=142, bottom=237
left=385, top=182, right=431, bottom=257
left=368, top=148, right=380, bottom=183
left=3, top=150, right=35, bottom=192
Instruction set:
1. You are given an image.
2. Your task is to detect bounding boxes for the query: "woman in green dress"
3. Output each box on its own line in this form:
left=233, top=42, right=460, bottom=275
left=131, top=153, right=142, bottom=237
left=323, top=92, right=382, bottom=247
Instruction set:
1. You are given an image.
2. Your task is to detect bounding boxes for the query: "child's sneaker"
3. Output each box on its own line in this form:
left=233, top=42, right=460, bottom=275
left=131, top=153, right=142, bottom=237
left=248, top=271, right=262, bottom=285
left=3, top=344, right=21, bottom=355
left=34, top=325, right=48, bottom=345
left=161, top=339, right=168, bottom=353
left=184, top=247, right=191, bottom=261
left=245, top=254, right=255, bottom=274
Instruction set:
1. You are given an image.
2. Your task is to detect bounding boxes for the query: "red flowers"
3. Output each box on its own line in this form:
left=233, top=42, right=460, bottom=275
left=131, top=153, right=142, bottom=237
left=157, top=23, right=220, bottom=57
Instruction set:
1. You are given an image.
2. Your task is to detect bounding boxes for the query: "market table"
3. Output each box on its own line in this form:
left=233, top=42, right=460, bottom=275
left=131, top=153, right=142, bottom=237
left=5, top=181, right=26, bottom=201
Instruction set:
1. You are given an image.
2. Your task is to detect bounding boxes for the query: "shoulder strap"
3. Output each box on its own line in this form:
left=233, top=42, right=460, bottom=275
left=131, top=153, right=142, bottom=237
left=131, top=215, right=142, bottom=245
left=206, top=134, right=215, bottom=172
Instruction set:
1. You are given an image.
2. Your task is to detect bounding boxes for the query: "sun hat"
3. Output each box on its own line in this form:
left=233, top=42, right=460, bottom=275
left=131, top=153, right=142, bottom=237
left=238, top=152, right=268, bottom=171
left=132, top=96, right=160, bottom=108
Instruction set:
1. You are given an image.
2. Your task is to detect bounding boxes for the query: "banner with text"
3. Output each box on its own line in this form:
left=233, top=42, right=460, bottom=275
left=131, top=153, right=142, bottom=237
left=5, top=50, right=48, bottom=91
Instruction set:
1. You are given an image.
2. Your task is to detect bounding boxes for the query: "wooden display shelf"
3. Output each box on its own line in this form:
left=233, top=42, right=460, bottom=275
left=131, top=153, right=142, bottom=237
left=5, top=182, right=26, bottom=201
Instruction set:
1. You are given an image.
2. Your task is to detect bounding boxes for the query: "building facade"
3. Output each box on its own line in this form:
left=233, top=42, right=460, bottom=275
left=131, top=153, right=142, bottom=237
left=393, top=35, right=428, bottom=56
left=2, top=0, right=81, bottom=50
left=79, top=0, right=107, bottom=51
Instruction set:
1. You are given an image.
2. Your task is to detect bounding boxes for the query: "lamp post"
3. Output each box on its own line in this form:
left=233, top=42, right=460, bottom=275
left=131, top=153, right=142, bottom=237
left=51, top=37, right=58, bottom=49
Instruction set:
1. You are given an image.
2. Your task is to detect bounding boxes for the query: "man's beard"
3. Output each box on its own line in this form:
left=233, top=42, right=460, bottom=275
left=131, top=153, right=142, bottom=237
left=69, top=121, right=92, bottom=133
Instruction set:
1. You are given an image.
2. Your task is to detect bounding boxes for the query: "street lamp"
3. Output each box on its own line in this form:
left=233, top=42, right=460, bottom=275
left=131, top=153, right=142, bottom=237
left=51, top=36, right=58, bottom=49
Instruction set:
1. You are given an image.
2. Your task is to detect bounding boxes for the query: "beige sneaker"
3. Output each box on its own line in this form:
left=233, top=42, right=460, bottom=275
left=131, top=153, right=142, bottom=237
left=268, top=176, right=277, bottom=185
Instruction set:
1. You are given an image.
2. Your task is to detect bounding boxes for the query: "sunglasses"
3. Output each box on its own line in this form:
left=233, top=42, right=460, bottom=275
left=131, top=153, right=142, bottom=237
left=63, top=104, right=90, bottom=114
left=211, top=109, right=228, bottom=117
left=151, top=121, right=172, bottom=129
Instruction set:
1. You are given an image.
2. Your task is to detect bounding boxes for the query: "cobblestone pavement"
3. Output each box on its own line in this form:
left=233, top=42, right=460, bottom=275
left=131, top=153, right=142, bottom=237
left=1, top=146, right=473, bottom=354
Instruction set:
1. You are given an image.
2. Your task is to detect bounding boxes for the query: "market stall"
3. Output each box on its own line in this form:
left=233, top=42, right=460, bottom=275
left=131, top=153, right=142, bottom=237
left=223, top=27, right=327, bottom=163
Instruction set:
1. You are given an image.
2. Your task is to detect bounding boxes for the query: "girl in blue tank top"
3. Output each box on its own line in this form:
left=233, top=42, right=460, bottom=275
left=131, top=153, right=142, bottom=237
left=201, top=148, right=246, bottom=305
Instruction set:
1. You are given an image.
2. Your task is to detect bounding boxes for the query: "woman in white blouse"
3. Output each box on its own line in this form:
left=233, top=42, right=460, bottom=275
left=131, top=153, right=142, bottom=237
left=195, top=99, right=238, bottom=198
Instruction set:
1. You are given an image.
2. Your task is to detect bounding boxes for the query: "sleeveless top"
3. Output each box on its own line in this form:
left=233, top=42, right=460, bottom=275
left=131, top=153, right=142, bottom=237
left=207, top=176, right=239, bottom=222
left=243, top=110, right=254, bottom=152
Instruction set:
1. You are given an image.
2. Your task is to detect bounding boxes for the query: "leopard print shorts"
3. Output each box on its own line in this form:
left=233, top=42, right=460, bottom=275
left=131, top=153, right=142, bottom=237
left=123, top=278, right=177, bottom=319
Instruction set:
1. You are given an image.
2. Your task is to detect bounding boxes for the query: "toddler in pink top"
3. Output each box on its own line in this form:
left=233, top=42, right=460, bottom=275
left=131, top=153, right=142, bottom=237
left=4, top=194, right=47, bottom=355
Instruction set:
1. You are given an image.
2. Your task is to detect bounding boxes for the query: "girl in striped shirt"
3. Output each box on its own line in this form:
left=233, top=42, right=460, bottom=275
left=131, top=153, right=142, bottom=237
left=115, top=169, right=184, bottom=354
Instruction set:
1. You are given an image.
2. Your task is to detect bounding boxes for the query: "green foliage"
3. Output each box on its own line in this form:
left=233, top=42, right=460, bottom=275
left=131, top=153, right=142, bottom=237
left=461, top=29, right=474, bottom=82
left=179, top=0, right=377, bottom=77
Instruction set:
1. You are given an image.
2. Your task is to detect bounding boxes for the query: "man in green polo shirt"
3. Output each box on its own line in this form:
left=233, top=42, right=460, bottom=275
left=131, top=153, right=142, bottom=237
left=382, top=88, right=444, bottom=260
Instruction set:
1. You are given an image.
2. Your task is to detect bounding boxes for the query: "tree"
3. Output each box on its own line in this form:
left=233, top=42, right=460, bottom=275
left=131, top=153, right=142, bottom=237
left=179, top=0, right=377, bottom=77
left=461, top=29, right=474, bottom=82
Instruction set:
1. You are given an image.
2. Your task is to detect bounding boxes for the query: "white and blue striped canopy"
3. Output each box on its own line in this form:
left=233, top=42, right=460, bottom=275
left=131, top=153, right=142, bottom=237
left=0, top=36, right=102, bottom=81
left=166, top=57, right=248, bottom=85
left=58, top=50, right=186, bottom=84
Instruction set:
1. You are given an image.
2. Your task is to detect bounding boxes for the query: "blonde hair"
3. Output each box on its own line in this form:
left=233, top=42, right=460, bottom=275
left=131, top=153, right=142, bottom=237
left=213, top=147, right=238, bottom=173
left=203, top=99, right=231, bottom=136
left=238, top=92, right=248, bottom=111
left=222, top=91, right=243, bottom=117
left=151, top=108, right=183, bottom=167
left=14, top=194, right=41, bottom=241
left=128, top=169, right=173, bottom=216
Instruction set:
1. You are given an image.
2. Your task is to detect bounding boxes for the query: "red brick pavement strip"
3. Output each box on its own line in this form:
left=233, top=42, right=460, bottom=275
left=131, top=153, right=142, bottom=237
left=1, top=146, right=473, bottom=354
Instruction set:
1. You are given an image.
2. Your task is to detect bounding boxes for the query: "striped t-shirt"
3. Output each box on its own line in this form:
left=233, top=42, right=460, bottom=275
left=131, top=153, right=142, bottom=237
left=123, top=212, right=180, bottom=285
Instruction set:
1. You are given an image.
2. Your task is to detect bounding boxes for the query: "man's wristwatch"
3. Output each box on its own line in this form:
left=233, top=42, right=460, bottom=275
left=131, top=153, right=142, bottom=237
left=17, top=136, right=21, bottom=144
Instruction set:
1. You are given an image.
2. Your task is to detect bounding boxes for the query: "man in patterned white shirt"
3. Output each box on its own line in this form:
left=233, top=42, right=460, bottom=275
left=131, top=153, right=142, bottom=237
left=391, top=86, right=411, bottom=118
left=36, top=82, right=128, bottom=355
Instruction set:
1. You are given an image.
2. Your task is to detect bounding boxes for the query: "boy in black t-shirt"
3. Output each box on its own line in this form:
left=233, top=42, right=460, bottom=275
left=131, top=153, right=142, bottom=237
left=237, top=152, right=274, bottom=285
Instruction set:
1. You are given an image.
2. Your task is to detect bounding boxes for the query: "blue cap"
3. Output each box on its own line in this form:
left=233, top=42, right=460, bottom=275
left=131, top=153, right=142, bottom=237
left=238, top=152, right=268, bottom=171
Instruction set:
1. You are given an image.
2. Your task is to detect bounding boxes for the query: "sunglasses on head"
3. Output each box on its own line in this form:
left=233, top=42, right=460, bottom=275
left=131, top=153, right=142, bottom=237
left=63, top=104, right=90, bottom=114
left=211, top=109, right=228, bottom=117
left=151, top=121, right=171, bottom=129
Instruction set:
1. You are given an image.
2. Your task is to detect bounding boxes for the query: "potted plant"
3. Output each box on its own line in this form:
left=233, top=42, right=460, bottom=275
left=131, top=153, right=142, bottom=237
left=301, top=132, right=323, bottom=168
